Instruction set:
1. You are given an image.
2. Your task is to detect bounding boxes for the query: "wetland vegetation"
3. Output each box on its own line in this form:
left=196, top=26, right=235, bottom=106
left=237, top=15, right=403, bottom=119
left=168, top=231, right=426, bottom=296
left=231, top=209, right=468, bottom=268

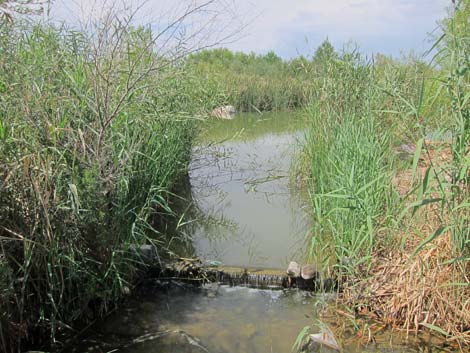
left=1, top=0, right=470, bottom=352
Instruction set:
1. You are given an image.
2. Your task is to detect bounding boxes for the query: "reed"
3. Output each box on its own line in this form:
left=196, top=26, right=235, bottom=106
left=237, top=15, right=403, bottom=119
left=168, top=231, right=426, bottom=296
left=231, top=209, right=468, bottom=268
left=298, top=2, right=470, bottom=346
left=300, top=51, right=400, bottom=283
left=189, top=48, right=313, bottom=112
left=0, top=19, right=210, bottom=352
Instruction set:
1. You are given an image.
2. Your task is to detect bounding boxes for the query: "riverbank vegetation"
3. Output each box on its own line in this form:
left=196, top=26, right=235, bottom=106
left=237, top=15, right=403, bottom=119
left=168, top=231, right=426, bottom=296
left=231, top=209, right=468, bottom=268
left=299, top=0, right=470, bottom=348
left=187, top=44, right=337, bottom=112
left=0, top=12, right=220, bottom=351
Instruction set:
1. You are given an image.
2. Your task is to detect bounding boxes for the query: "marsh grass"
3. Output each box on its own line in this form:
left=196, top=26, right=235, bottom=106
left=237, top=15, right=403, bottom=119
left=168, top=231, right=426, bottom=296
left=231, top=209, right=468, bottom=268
left=299, top=52, right=401, bottom=284
left=189, top=49, right=313, bottom=113
left=297, top=2, right=470, bottom=346
left=0, top=18, right=214, bottom=352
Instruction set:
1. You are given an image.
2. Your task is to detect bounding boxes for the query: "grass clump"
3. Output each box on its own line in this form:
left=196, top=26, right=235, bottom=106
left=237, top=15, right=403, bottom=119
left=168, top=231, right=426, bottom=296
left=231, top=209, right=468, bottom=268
left=0, top=18, right=210, bottom=352
left=300, top=51, right=399, bottom=283
left=299, top=2, right=470, bottom=347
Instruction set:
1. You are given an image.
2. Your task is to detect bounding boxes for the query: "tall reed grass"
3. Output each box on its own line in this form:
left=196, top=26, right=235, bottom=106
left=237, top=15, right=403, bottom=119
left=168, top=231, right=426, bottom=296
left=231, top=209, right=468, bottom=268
left=189, top=49, right=313, bottom=112
left=300, top=52, right=400, bottom=283
left=0, top=19, right=211, bottom=352
left=299, top=1, right=470, bottom=345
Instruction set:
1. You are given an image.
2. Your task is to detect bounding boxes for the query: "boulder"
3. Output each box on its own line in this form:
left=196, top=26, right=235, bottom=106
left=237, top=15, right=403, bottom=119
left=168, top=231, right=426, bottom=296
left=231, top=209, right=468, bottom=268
left=211, top=105, right=236, bottom=119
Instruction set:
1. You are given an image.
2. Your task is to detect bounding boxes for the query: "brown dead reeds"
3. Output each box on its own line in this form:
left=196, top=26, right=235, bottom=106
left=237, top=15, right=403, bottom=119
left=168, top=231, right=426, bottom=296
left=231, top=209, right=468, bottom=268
left=341, top=141, right=470, bottom=348
left=361, top=233, right=470, bottom=343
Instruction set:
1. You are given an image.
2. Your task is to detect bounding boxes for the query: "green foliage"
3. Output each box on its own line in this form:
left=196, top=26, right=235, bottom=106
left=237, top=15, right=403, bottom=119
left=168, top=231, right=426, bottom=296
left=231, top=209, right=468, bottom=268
left=298, top=3, right=470, bottom=343
left=188, top=48, right=324, bottom=112
left=409, top=0, right=470, bottom=259
left=311, top=38, right=338, bottom=72
left=299, top=38, right=450, bottom=284
left=0, top=20, right=209, bottom=352
left=301, top=52, right=400, bottom=280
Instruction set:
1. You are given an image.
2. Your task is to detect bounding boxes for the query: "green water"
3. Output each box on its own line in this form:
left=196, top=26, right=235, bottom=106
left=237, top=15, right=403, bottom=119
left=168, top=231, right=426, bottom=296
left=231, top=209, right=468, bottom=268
left=189, top=111, right=309, bottom=269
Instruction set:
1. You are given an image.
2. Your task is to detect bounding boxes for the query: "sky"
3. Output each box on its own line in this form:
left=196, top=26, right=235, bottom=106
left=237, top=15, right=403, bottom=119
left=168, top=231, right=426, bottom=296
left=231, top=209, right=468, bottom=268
left=49, top=0, right=451, bottom=59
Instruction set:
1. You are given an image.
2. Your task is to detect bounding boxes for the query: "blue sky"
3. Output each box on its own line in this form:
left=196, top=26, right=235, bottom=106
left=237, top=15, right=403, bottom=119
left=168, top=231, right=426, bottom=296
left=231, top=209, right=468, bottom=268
left=51, top=0, right=451, bottom=59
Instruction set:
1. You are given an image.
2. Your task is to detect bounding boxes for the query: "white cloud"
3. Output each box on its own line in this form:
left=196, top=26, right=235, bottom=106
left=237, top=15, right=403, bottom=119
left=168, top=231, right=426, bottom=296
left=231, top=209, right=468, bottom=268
left=227, top=0, right=449, bottom=55
left=49, top=0, right=450, bottom=57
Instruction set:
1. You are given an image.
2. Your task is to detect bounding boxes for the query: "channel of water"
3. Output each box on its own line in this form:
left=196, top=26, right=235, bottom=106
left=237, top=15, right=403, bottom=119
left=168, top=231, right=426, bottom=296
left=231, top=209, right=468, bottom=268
left=68, top=112, right=447, bottom=353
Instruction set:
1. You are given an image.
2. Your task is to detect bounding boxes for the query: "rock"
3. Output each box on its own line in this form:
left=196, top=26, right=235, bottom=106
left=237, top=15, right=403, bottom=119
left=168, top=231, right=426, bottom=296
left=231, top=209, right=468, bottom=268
left=295, top=264, right=320, bottom=290
left=301, top=264, right=318, bottom=280
left=396, top=143, right=417, bottom=160
left=287, top=261, right=301, bottom=277
left=211, top=105, right=236, bottom=119
left=297, top=326, right=340, bottom=353
left=129, top=244, right=157, bottom=263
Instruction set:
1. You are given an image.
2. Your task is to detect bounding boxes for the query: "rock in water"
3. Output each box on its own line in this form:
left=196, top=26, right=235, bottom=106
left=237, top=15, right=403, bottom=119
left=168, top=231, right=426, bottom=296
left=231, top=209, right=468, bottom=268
left=301, top=264, right=318, bottom=280
left=211, top=105, right=236, bottom=119
left=287, top=261, right=301, bottom=277
left=308, top=325, right=341, bottom=352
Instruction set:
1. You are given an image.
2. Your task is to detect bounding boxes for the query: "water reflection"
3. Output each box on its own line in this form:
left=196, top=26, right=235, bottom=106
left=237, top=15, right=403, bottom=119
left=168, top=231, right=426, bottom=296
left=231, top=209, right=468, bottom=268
left=187, top=112, right=310, bottom=269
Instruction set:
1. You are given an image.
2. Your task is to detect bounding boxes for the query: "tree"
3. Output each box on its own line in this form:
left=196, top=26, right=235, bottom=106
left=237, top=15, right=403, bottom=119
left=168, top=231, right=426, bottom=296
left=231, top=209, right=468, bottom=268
left=312, top=38, right=337, bottom=65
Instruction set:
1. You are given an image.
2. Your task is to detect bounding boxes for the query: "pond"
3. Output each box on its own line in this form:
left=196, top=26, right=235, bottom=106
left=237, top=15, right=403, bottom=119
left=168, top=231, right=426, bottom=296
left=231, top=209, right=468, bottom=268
left=68, top=112, right=448, bottom=353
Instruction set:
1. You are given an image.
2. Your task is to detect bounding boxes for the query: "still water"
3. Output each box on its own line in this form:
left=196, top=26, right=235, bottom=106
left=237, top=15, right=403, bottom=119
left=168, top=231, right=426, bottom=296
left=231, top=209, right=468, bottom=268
left=188, top=112, right=309, bottom=269
left=69, top=112, right=447, bottom=353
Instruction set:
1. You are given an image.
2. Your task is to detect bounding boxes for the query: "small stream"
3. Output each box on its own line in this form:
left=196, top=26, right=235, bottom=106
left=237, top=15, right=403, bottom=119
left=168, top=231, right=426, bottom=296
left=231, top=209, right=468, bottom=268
left=69, top=112, right=448, bottom=353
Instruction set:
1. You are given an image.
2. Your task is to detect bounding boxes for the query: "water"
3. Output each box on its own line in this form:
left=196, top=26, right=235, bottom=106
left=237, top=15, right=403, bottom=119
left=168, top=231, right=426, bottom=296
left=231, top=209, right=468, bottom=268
left=68, top=112, right=449, bottom=353
left=74, top=284, right=320, bottom=353
left=69, top=283, right=443, bottom=353
left=188, top=112, right=309, bottom=269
